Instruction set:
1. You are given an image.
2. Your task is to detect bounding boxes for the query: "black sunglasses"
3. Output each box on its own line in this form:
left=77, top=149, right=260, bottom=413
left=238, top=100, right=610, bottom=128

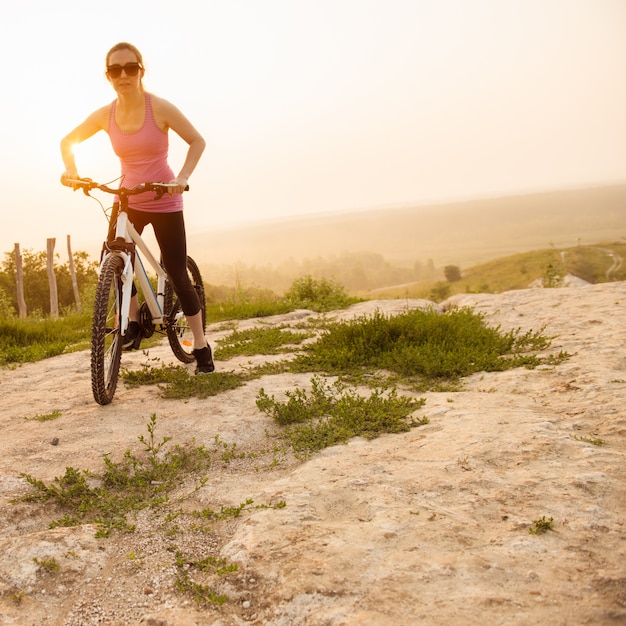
left=106, top=62, right=143, bottom=78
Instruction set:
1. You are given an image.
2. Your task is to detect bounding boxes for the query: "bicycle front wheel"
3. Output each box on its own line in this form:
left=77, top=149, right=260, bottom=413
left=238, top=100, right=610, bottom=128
left=164, top=256, right=206, bottom=364
left=91, top=254, right=125, bottom=405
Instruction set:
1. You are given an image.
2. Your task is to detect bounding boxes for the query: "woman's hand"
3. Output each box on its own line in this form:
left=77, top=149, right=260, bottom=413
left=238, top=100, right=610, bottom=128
left=167, top=177, right=189, bottom=195
left=60, top=169, right=80, bottom=187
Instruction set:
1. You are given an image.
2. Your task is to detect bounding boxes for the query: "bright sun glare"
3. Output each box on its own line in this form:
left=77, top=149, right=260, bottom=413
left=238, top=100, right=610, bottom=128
left=70, top=134, right=119, bottom=178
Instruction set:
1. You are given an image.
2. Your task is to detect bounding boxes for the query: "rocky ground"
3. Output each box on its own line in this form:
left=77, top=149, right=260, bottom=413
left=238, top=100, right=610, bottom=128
left=0, top=283, right=624, bottom=625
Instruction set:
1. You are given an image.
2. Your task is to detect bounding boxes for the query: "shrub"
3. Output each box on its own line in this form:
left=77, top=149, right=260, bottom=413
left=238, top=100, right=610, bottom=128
left=444, top=265, right=462, bottom=282
left=257, top=376, right=428, bottom=454
left=0, top=285, right=15, bottom=319
left=284, top=275, right=356, bottom=312
left=290, top=307, right=559, bottom=387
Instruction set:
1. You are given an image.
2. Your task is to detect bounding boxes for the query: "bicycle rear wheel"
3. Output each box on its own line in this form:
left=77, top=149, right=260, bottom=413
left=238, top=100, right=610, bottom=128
left=164, top=256, right=206, bottom=364
left=91, top=254, right=125, bottom=405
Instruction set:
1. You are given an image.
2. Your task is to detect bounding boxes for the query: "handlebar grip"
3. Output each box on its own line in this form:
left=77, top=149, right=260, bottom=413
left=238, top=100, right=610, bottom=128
left=61, top=177, right=94, bottom=192
left=151, top=183, right=190, bottom=191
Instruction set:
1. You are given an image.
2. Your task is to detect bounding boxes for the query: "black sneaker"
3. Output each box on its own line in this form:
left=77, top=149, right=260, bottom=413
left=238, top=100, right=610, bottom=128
left=122, top=321, right=142, bottom=350
left=193, top=343, right=215, bottom=374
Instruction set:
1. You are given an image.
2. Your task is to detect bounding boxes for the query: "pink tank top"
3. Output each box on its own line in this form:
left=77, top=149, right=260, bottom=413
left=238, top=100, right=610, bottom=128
left=108, top=93, right=183, bottom=213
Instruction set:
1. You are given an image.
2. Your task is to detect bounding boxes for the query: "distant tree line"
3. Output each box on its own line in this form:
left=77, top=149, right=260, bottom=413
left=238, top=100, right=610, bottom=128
left=0, top=244, right=457, bottom=319
left=0, top=248, right=98, bottom=318
left=200, top=251, right=443, bottom=294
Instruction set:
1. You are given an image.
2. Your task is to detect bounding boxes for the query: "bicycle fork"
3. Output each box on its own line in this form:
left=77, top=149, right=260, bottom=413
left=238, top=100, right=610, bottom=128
left=98, top=249, right=134, bottom=336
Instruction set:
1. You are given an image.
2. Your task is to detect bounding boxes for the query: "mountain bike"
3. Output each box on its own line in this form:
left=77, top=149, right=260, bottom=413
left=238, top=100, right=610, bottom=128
left=62, top=178, right=206, bottom=405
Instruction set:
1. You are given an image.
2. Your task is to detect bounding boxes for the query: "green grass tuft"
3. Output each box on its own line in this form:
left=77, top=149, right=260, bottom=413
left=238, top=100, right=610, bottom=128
left=215, top=325, right=312, bottom=359
left=290, top=307, right=561, bottom=389
left=529, top=515, right=554, bottom=535
left=122, top=363, right=246, bottom=399
left=28, top=409, right=62, bottom=422
left=18, top=414, right=215, bottom=537
left=0, top=313, right=92, bottom=366
left=257, top=376, right=428, bottom=454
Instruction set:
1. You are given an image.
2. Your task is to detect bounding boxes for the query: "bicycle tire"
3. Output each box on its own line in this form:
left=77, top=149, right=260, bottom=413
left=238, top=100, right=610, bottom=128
left=164, top=256, right=206, bottom=364
left=91, top=254, right=125, bottom=405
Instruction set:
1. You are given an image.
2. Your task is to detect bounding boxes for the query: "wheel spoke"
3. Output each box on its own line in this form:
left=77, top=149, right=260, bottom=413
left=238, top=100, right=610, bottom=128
left=164, top=256, right=205, bottom=364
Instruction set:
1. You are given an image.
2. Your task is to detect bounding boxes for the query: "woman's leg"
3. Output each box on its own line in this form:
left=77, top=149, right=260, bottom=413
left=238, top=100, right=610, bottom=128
left=187, top=311, right=207, bottom=350
left=150, top=211, right=207, bottom=349
left=129, top=295, right=140, bottom=323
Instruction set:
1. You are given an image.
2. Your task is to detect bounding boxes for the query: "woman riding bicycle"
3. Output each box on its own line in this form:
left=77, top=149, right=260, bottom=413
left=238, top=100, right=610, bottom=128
left=60, top=42, right=214, bottom=374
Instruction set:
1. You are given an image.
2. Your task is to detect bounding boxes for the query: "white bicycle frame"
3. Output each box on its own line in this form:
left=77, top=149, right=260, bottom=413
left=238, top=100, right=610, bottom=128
left=102, top=210, right=166, bottom=336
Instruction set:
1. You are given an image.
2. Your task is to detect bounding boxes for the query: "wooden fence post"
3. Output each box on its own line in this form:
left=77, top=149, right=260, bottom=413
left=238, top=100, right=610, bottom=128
left=14, top=243, right=27, bottom=318
left=67, top=234, right=82, bottom=313
left=47, top=238, right=59, bottom=319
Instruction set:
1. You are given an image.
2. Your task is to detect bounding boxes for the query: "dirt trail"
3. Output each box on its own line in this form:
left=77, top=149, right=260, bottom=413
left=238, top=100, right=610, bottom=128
left=600, top=248, right=623, bottom=280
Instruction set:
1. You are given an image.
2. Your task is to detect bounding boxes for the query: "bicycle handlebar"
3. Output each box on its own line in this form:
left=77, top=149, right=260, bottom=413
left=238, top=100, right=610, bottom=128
left=62, top=177, right=189, bottom=198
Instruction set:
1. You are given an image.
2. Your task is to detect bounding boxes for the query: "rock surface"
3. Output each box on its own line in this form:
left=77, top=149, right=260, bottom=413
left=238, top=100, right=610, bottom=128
left=0, top=283, right=624, bottom=625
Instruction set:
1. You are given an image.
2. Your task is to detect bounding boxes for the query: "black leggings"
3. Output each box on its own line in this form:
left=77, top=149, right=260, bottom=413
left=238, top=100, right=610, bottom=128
left=108, top=205, right=201, bottom=317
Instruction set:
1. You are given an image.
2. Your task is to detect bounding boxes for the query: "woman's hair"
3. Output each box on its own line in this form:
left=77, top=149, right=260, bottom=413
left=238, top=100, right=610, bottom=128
left=105, top=42, right=145, bottom=89
left=106, top=41, right=144, bottom=67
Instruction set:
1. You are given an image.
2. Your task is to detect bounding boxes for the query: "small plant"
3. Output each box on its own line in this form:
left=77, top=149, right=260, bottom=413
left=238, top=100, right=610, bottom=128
left=257, top=376, right=428, bottom=454
left=33, top=556, right=60, bottom=573
left=122, top=364, right=246, bottom=399
left=122, top=362, right=190, bottom=387
left=28, top=409, right=62, bottom=422
left=542, top=263, right=565, bottom=288
left=138, top=413, right=172, bottom=456
left=215, top=325, right=312, bottom=360
left=212, top=436, right=246, bottom=463
left=190, top=498, right=285, bottom=523
left=284, top=275, right=356, bottom=312
left=542, top=246, right=566, bottom=288
left=8, top=589, right=25, bottom=605
left=529, top=516, right=554, bottom=535
left=172, top=548, right=235, bottom=606
left=573, top=434, right=605, bottom=446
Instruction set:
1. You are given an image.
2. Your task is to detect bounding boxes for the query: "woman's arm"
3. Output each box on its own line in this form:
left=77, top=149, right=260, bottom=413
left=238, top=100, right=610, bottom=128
left=152, top=96, right=206, bottom=191
left=60, top=106, right=109, bottom=179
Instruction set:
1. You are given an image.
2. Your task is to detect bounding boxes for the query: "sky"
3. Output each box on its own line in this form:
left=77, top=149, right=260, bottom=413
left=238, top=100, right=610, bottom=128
left=1, top=0, right=625, bottom=259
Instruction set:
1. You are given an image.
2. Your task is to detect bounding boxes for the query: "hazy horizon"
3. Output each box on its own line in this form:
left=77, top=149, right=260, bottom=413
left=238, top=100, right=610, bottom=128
left=40, top=182, right=625, bottom=273
left=189, top=182, right=626, bottom=267
left=2, top=1, right=625, bottom=258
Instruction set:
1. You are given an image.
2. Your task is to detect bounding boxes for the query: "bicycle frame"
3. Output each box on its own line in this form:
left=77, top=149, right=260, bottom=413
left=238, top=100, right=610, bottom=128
left=105, top=209, right=166, bottom=335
